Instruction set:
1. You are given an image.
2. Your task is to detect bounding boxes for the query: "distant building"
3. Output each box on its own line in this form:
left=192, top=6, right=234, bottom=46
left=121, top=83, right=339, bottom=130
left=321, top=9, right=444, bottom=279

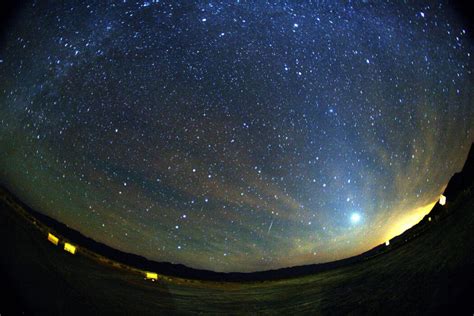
left=145, top=272, right=158, bottom=281
left=64, top=242, right=77, bottom=254
left=439, top=194, right=446, bottom=206
left=48, top=233, right=59, bottom=246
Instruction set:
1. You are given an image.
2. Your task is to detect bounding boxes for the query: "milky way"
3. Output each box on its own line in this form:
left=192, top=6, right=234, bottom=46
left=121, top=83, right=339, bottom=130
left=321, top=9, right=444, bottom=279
left=0, top=1, right=472, bottom=272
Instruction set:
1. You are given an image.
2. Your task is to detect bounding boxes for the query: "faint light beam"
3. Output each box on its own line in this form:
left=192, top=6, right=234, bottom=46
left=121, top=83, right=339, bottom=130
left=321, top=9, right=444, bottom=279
left=267, top=219, right=274, bottom=234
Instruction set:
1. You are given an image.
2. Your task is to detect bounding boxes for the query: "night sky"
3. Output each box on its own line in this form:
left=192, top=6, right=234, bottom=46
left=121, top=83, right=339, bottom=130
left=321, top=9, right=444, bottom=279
left=0, top=1, right=472, bottom=272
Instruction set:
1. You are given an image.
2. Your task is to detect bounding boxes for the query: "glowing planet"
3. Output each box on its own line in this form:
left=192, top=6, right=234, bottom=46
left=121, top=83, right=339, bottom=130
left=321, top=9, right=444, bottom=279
left=350, top=213, right=362, bottom=224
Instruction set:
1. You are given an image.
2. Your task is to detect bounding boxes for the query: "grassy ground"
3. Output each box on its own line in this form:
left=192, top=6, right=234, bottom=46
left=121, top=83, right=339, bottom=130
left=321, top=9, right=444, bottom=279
left=1, top=190, right=473, bottom=315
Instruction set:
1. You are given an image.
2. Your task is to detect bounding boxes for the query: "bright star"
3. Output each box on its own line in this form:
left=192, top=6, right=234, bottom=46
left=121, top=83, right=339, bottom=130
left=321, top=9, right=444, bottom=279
left=350, top=213, right=361, bottom=224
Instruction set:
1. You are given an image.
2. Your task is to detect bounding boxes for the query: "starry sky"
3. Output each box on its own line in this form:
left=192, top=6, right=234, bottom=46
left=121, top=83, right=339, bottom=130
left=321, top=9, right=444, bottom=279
left=0, top=1, right=473, bottom=273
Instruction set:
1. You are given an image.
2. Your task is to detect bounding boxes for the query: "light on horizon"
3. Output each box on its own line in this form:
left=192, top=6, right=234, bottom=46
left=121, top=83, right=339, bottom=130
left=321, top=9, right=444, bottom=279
left=382, top=200, right=437, bottom=244
left=47, top=233, right=59, bottom=246
left=146, top=272, right=158, bottom=281
left=64, top=242, right=77, bottom=255
left=439, top=194, right=446, bottom=206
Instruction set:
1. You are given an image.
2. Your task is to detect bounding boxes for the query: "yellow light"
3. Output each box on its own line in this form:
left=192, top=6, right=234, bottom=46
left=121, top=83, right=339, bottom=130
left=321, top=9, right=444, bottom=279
left=382, top=200, right=437, bottom=243
left=428, top=217, right=431, bottom=222
left=47, top=233, right=59, bottom=246
left=64, top=242, right=76, bottom=254
left=145, top=272, right=158, bottom=280
left=385, top=240, right=390, bottom=246
left=439, top=194, right=446, bottom=206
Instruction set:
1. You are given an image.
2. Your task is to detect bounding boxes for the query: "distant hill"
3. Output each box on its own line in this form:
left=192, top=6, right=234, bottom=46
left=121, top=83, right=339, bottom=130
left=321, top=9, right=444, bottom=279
left=1, top=143, right=473, bottom=282
left=0, top=185, right=389, bottom=281
left=443, top=143, right=474, bottom=203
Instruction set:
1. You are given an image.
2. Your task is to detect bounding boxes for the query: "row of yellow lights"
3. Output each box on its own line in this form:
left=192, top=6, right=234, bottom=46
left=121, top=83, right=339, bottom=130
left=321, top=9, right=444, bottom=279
left=47, top=232, right=159, bottom=281
left=47, top=233, right=76, bottom=254
left=384, top=194, right=446, bottom=247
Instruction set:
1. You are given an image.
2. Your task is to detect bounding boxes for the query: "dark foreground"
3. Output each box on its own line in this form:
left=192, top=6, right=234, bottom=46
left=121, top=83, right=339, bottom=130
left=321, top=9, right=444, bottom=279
left=1, top=185, right=473, bottom=315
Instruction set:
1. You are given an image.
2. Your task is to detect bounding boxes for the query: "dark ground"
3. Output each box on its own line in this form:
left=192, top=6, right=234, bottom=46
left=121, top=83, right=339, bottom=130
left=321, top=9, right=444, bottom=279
left=1, top=185, right=473, bottom=315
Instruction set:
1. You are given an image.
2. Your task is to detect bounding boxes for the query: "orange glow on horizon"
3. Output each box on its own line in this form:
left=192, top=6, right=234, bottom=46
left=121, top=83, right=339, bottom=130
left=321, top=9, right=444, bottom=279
left=382, top=200, right=437, bottom=243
